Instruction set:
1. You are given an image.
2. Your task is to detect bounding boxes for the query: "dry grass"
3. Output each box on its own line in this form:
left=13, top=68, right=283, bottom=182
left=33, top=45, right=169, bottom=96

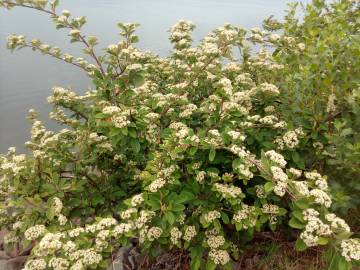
left=143, top=233, right=327, bottom=270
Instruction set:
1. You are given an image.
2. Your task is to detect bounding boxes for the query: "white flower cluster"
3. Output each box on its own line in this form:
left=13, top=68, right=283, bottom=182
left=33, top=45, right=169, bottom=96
left=149, top=178, right=166, bottom=192
left=196, top=171, right=206, bottom=183
left=204, top=210, right=221, bottom=223
left=275, top=129, right=303, bottom=149
left=227, top=130, right=246, bottom=141
left=261, top=204, right=279, bottom=214
left=169, top=20, right=195, bottom=49
left=265, top=150, right=287, bottom=168
left=131, top=194, right=144, bottom=207
left=326, top=93, right=337, bottom=114
left=207, top=235, right=225, bottom=249
left=340, top=239, right=360, bottom=262
left=183, top=225, right=197, bottom=242
left=47, top=87, right=78, bottom=104
left=289, top=168, right=302, bottom=178
left=218, top=77, right=233, bottom=96
left=121, top=208, right=137, bottom=219
left=48, top=257, right=69, bottom=270
left=258, top=83, right=280, bottom=95
left=213, top=183, right=242, bottom=199
left=270, top=166, right=288, bottom=196
left=208, top=249, right=230, bottom=266
left=23, top=259, right=47, bottom=270
left=325, top=213, right=350, bottom=233
left=293, top=181, right=310, bottom=196
left=170, top=227, right=182, bottom=245
left=309, top=189, right=332, bottom=208
left=304, top=171, right=328, bottom=191
left=179, top=104, right=197, bottom=118
left=233, top=204, right=257, bottom=229
left=113, top=223, right=132, bottom=236
left=24, top=225, right=47, bottom=240
left=146, top=226, right=163, bottom=241
left=300, top=209, right=331, bottom=247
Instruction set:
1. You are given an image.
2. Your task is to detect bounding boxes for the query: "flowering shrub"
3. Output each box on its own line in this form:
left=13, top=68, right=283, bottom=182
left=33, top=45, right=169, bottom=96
left=261, top=0, right=360, bottom=211
left=0, top=0, right=359, bottom=269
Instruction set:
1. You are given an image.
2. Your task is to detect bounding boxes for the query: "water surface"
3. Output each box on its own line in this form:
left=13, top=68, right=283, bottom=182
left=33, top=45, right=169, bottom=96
left=0, top=0, right=297, bottom=152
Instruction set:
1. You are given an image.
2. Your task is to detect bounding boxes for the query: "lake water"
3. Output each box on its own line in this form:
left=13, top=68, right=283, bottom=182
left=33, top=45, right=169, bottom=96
left=0, top=0, right=300, bottom=153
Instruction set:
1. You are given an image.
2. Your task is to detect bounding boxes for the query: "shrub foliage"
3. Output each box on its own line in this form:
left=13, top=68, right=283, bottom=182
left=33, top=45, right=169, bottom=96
left=0, top=0, right=359, bottom=269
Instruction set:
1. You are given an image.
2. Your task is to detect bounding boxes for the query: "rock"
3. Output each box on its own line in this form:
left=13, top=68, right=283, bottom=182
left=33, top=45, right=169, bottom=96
left=107, top=246, right=132, bottom=270
left=0, top=229, right=8, bottom=250
left=0, top=256, right=27, bottom=270
left=0, top=251, right=11, bottom=260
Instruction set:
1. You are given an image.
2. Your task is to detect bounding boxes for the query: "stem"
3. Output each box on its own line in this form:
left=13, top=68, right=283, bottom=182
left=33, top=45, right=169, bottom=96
left=7, top=2, right=106, bottom=76
left=22, top=44, right=86, bottom=71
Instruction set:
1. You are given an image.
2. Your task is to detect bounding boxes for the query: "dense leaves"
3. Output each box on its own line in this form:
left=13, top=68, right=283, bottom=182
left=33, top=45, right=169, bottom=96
left=0, top=0, right=359, bottom=269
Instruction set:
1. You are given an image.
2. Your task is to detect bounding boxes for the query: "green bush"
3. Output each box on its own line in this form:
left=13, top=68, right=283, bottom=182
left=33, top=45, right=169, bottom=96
left=0, top=0, right=359, bottom=269
left=262, top=0, right=360, bottom=211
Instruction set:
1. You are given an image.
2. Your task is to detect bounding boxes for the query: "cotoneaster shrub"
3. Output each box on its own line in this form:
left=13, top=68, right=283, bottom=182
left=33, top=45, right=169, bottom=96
left=261, top=0, right=360, bottom=211
left=0, top=0, right=359, bottom=270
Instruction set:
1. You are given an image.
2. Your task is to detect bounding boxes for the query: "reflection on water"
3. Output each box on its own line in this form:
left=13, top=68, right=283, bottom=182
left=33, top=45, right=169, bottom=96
left=0, top=0, right=292, bottom=152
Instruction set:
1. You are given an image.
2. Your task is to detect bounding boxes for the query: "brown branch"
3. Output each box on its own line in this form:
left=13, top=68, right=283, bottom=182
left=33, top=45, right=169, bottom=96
left=8, top=2, right=106, bottom=76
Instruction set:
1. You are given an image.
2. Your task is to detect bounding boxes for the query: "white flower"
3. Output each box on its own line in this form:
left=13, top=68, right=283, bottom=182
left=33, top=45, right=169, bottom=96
left=113, top=223, right=132, bottom=236
left=207, top=235, right=225, bottom=249
left=149, top=178, right=166, bottom=192
left=147, top=226, right=163, bottom=241
left=213, top=183, right=242, bottom=198
left=196, top=171, right=206, bottom=183
left=52, top=197, right=63, bottom=215
left=310, top=189, right=332, bottom=208
left=121, top=208, right=137, bottom=219
left=23, top=259, right=47, bottom=270
left=258, top=83, right=280, bottom=95
left=49, top=258, right=69, bottom=270
left=208, top=249, right=230, bottom=265
left=293, top=181, right=310, bottom=196
left=340, top=239, right=360, bottom=262
left=289, top=168, right=302, bottom=178
left=24, top=225, right=46, bottom=240
left=170, top=227, right=182, bottom=245
left=68, top=228, right=85, bottom=238
left=282, top=131, right=299, bottom=148
left=297, top=43, right=306, bottom=51
left=204, top=210, right=221, bottom=223
left=183, top=226, right=196, bottom=242
left=326, top=93, right=337, bottom=113
left=265, top=150, right=287, bottom=168
left=131, top=194, right=144, bottom=207
left=325, top=214, right=350, bottom=233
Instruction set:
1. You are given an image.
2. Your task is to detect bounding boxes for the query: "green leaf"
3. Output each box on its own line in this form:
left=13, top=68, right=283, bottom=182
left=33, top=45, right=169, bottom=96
left=172, top=204, right=185, bottom=212
left=289, top=217, right=305, bottom=229
left=292, top=210, right=304, bottom=222
left=46, top=207, right=55, bottom=221
left=221, top=212, right=230, bottom=224
left=209, top=149, right=216, bottom=162
left=206, top=260, right=216, bottom=270
left=130, top=139, right=140, bottom=153
left=294, top=198, right=309, bottom=210
left=164, top=211, right=175, bottom=225
left=264, top=182, right=274, bottom=193
left=317, top=237, right=328, bottom=245
left=295, top=238, right=307, bottom=251
left=292, top=152, right=300, bottom=162
left=129, top=71, right=144, bottom=86
left=189, top=147, right=197, bottom=156
left=177, top=191, right=195, bottom=203
left=232, top=158, right=242, bottom=169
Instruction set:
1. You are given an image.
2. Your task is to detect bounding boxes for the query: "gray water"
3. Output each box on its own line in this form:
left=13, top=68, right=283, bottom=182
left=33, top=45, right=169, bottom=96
left=0, top=0, right=300, bottom=153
